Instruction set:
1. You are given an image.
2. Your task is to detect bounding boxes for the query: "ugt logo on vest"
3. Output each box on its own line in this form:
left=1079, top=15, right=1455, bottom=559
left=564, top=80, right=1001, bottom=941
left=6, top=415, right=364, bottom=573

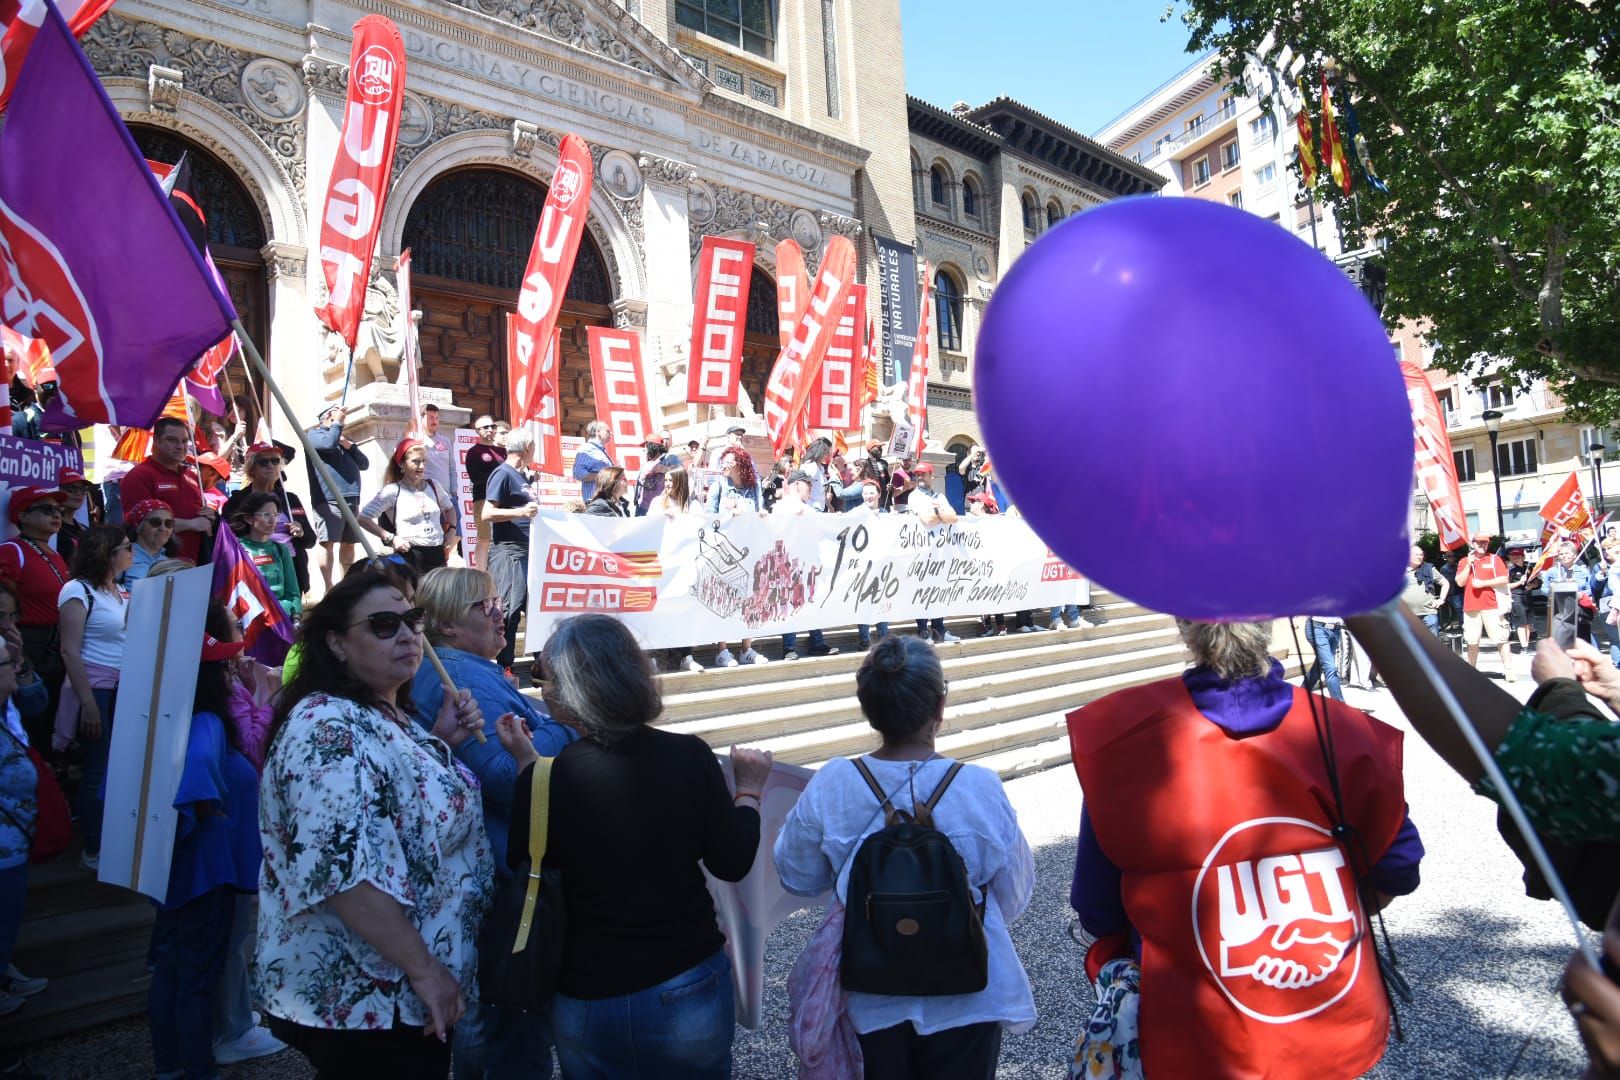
left=1192, top=817, right=1365, bottom=1024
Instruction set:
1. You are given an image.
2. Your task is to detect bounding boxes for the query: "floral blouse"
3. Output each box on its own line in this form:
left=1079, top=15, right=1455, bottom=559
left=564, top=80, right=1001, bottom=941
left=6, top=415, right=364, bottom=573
left=256, top=693, right=493, bottom=1031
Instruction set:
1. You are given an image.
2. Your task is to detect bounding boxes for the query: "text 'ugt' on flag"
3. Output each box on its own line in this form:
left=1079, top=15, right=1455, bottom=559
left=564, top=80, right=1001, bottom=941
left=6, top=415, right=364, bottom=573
left=0, top=0, right=236, bottom=433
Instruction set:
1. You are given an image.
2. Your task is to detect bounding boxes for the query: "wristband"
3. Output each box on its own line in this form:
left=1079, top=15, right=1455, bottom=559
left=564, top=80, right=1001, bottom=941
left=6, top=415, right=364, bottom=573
left=733, top=790, right=761, bottom=804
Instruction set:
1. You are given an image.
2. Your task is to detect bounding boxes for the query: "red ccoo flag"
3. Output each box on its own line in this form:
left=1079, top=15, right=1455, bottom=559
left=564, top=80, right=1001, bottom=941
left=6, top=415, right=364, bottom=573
left=313, top=16, right=406, bottom=349
left=686, top=236, right=754, bottom=405
left=763, top=236, right=857, bottom=452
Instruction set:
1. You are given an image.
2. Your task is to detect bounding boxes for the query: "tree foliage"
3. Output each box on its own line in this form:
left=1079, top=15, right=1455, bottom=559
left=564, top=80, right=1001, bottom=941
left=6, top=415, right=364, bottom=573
left=1177, top=1, right=1620, bottom=419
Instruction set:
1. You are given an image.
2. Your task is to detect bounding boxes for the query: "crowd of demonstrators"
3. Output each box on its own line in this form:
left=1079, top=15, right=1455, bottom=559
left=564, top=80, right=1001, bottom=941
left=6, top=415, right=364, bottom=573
left=359, top=438, right=459, bottom=575
left=1070, top=619, right=1423, bottom=1077
left=495, top=614, right=770, bottom=1076
left=481, top=429, right=540, bottom=671
left=410, top=567, right=574, bottom=1078
left=582, top=466, right=632, bottom=517
left=777, top=635, right=1035, bottom=1077
left=55, top=526, right=131, bottom=872
left=222, top=442, right=316, bottom=597
left=121, top=417, right=215, bottom=565
left=307, top=405, right=370, bottom=591
left=228, top=493, right=302, bottom=619
left=1458, top=531, right=1516, bottom=679
left=257, top=564, right=489, bottom=1076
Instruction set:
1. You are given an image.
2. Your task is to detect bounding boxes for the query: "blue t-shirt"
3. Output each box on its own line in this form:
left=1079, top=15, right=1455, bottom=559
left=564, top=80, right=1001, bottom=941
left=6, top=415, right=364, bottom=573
left=485, top=463, right=534, bottom=546
left=165, top=711, right=260, bottom=910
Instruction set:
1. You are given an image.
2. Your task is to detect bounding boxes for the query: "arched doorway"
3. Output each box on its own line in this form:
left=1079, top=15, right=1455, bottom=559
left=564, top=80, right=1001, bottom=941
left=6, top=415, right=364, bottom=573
left=401, top=167, right=615, bottom=429
left=739, top=264, right=778, bottom=411
left=129, top=126, right=268, bottom=416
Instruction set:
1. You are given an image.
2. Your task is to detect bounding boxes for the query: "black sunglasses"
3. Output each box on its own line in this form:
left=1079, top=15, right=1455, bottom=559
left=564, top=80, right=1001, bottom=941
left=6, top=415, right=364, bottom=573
left=348, top=607, right=427, bottom=640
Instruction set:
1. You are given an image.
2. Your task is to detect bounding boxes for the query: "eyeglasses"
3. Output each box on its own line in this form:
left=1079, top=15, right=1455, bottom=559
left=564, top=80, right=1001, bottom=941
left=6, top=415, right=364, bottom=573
left=114, top=543, right=132, bottom=553
left=477, top=424, right=498, bottom=431
left=144, top=517, right=174, bottom=529
left=251, top=458, right=282, bottom=469
left=469, top=596, right=505, bottom=618
left=348, top=607, right=427, bottom=640
left=27, top=505, right=62, bottom=517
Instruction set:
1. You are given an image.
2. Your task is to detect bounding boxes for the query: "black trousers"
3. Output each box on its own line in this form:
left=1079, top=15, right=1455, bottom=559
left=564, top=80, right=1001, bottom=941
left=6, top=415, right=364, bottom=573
left=403, top=544, right=449, bottom=576
left=266, top=1015, right=451, bottom=1080
left=857, top=1020, right=1002, bottom=1080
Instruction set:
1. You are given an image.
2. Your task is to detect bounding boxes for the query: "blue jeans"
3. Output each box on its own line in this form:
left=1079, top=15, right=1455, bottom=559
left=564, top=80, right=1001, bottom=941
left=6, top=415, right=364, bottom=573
left=1304, top=619, right=1345, bottom=702
left=551, top=949, right=734, bottom=1079
left=149, top=886, right=234, bottom=1080
left=1421, top=612, right=1441, bottom=635
left=0, top=863, right=27, bottom=976
left=212, top=894, right=256, bottom=1044
left=1050, top=604, right=1081, bottom=624
left=453, top=1000, right=553, bottom=1079
left=782, top=629, right=826, bottom=652
left=79, top=686, right=117, bottom=855
left=916, top=618, right=944, bottom=636
left=857, top=622, right=890, bottom=644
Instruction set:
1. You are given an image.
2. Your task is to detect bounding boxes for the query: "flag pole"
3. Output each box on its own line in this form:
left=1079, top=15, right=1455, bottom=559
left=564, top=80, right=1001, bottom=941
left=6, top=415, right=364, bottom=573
left=338, top=342, right=356, bottom=411
left=229, top=317, right=482, bottom=742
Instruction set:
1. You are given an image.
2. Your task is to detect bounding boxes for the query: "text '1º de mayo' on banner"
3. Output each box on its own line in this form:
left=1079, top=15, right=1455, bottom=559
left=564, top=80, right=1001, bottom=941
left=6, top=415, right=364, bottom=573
left=524, top=509, right=1090, bottom=650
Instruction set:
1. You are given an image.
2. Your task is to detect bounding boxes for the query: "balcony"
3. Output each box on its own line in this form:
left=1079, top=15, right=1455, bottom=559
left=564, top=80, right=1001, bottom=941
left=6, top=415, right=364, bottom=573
left=1165, top=101, right=1240, bottom=160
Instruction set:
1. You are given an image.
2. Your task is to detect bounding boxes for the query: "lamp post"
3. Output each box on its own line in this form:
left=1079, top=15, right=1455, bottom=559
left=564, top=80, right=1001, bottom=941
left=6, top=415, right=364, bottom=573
left=1592, top=442, right=1606, bottom=519
left=1482, top=409, right=1505, bottom=537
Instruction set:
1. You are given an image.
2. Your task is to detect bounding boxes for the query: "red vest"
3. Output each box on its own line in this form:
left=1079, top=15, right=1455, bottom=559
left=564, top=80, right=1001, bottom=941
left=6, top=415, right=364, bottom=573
left=1068, top=679, right=1406, bottom=1080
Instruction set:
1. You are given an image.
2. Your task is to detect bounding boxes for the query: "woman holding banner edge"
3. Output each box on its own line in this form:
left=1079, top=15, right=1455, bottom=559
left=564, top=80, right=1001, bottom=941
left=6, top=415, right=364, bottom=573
left=706, top=448, right=768, bottom=667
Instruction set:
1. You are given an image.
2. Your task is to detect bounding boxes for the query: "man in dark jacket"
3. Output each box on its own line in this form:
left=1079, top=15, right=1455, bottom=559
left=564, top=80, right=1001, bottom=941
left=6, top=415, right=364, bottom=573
left=306, top=405, right=369, bottom=591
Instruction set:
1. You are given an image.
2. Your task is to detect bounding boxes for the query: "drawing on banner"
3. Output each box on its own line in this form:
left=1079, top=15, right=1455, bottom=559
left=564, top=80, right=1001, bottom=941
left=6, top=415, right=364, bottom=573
left=740, top=540, right=820, bottom=627
left=693, top=523, right=752, bottom=618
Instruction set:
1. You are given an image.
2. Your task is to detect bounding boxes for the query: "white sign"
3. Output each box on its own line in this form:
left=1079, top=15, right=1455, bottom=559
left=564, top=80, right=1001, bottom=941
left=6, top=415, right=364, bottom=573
left=525, top=508, right=1091, bottom=650
left=99, top=566, right=212, bottom=902
left=453, top=426, right=481, bottom=569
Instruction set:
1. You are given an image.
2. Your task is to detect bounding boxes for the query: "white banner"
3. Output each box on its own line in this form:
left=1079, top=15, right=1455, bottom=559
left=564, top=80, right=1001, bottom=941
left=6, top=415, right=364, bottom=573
left=525, top=508, right=1090, bottom=650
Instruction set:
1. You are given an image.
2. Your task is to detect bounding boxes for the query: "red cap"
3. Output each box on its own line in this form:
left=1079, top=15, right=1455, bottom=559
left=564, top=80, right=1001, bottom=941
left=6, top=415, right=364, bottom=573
left=8, top=487, right=67, bottom=525
left=244, top=442, right=279, bottom=459
left=912, top=462, right=934, bottom=475
left=201, top=634, right=247, bottom=662
left=392, top=437, right=423, bottom=464
left=55, top=468, right=87, bottom=488
left=195, top=452, right=231, bottom=478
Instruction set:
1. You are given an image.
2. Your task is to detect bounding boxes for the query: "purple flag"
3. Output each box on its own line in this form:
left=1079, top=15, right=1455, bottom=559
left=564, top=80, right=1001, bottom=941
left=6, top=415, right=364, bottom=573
left=210, top=525, right=295, bottom=665
left=0, top=0, right=235, bottom=433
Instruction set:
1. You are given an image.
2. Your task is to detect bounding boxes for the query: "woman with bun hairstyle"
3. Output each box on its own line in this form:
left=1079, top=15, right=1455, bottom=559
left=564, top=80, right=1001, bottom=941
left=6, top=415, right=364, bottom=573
left=774, top=635, right=1035, bottom=1078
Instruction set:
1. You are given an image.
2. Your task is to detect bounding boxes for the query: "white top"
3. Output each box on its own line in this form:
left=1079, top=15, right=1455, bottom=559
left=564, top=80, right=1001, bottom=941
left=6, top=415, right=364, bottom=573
left=57, top=579, right=129, bottom=668
left=362, top=480, right=455, bottom=547
left=774, top=755, right=1037, bottom=1036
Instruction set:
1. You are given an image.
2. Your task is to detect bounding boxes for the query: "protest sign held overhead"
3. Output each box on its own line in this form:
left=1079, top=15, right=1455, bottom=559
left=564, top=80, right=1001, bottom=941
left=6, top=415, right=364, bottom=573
left=313, top=15, right=406, bottom=349
left=0, top=0, right=235, bottom=432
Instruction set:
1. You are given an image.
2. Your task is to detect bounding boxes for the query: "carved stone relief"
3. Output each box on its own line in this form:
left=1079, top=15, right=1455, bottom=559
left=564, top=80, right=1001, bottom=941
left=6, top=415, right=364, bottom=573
left=84, top=14, right=306, bottom=202
left=599, top=149, right=642, bottom=200
left=240, top=58, right=303, bottom=122
left=397, top=92, right=434, bottom=147
left=443, top=0, right=677, bottom=80
left=687, top=179, right=860, bottom=272
left=637, top=153, right=696, bottom=189
left=148, top=64, right=183, bottom=112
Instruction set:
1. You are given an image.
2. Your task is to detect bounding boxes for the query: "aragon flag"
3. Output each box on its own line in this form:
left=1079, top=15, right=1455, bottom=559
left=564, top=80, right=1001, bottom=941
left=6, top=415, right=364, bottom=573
left=0, top=0, right=236, bottom=432
left=1319, top=72, right=1353, bottom=196
left=1294, top=77, right=1318, bottom=187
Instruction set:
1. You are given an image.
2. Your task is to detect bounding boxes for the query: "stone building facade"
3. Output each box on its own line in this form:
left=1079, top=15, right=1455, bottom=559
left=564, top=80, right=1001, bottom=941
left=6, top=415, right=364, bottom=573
left=84, top=0, right=915, bottom=492
left=906, top=96, right=1161, bottom=458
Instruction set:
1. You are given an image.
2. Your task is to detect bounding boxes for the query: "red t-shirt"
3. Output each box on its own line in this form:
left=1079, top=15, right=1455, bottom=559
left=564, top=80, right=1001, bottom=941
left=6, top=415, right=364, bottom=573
left=120, top=457, right=206, bottom=563
left=0, top=538, right=71, bottom=626
left=1462, top=553, right=1508, bottom=612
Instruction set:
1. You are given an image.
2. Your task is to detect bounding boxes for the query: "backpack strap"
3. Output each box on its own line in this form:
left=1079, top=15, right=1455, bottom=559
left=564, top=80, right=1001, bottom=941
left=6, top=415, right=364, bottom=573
left=850, top=757, right=901, bottom=825
left=915, top=760, right=964, bottom=828
left=512, top=756, right=554, bottom=954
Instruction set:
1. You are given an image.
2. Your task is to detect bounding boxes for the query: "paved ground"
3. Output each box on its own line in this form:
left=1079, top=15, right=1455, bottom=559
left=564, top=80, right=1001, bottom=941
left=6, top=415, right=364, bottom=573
left=15, top=644, right=1597, bottom=1078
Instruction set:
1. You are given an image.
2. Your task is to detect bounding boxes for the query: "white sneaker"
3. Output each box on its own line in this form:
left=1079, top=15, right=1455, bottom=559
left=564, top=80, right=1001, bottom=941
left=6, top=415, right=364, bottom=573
left=78, top=851, right=99, bottom=873
left=937, top=631, right=961, bottom=644
left=715, top=649, right=739, bottom=668
left=679, top=655, right=704, bottom=674
left=4, top=967, right=46, bottom=998
left=741, top=649, right=770, bottom=665
left=213, top=1025, right=287, bottom=1064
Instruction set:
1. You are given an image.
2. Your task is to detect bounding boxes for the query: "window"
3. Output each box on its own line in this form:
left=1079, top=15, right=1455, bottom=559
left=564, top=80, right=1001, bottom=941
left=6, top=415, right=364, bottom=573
left=1453, top=447, right=1476, bottom=482
left=1022, top=193, right=1037, bottom=232
left=1046, top=202, right=1063, bottom=228
left=1580, top=427, right=1620, bottom=464
left=1249, top=113, right=1278, bottom=146
left=1254, top=162, right=1277, bottom=191
left=1504, top=507, right=1543, bottom=533
left=1192, top=157, right=1212, bottom=186
left=962, top=178, right=979, bottom=218
left=1435, top=388, right=1455, bottom=426
left=929, top=165, right=946, bottom=206
left=935, top=270, right=963, bottom=353
left=1485, top=383, right=1515, bottom=410
left=675, top=0, right=775, bottom=59
left=1227, top=190, right=1243, bottom=209
left=1497, top=437, right=1538, bottom=477
left=1185, top=115, right=1205, bottom=137
left=1221, top=140, right=1240, bottom=171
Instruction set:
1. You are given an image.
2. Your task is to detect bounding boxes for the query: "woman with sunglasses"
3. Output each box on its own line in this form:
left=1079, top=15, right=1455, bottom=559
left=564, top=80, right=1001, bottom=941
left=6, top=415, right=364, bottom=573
left=230, top=492, right=302, bottom=620
left=122, top=498, right=176, bottom=589
left=223, top=442, right=316, bottom=597
left=360, top=439, right=459, bottom=576
left=410, top=567, right=574, bottom=1077
left=258, top=564, right=490, bottom=1076
left=56, top=525, right=133, bottom=872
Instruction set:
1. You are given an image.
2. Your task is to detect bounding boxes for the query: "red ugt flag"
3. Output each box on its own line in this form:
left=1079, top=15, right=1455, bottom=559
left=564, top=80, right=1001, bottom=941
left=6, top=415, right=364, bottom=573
left=313, top=15, right=406, bottom=349
left=0, top=0, right=235, bottom=432
left=211, top=524, right=294, bottom=665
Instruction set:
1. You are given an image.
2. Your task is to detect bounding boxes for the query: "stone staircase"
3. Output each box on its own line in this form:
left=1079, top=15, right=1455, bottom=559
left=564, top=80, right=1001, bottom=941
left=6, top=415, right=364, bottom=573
left=3, top=589, right=1300, bottom=1048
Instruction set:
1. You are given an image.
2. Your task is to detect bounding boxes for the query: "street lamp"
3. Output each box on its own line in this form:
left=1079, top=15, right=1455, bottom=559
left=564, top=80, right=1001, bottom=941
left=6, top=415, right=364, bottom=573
left=1482, top=409, right=1505, bottom=537
left=1592, top=441, right=1606, bottom=518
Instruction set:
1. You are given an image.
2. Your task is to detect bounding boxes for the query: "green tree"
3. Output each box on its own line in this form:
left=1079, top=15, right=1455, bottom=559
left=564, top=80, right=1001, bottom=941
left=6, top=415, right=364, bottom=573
left=1177, top=2, right=1620, bottom=419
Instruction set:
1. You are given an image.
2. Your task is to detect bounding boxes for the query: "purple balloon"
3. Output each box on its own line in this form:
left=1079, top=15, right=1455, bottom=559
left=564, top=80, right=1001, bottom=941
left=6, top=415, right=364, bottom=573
left=975, top=198, right=1413, bottom=620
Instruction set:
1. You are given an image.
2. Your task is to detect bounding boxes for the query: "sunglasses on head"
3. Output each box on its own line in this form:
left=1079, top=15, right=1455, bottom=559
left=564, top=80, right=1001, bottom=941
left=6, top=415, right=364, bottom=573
left=349, top=607, right=427, bottom=640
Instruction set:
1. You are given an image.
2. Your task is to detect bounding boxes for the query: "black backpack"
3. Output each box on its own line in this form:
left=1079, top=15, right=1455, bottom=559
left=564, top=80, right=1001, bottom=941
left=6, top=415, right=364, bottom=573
left=841, top=758, right=988, bottom=996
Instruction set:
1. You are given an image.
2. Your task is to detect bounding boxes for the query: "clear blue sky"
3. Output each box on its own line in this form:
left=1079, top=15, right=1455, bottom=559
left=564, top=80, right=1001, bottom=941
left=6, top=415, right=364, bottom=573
left=898, top=1, right=1201, bottom=137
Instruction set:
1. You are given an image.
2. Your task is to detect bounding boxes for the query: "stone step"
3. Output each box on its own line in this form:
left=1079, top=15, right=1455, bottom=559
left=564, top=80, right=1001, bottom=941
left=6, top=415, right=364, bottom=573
left=12, top=894, right=153, bottom=980
left=0, top=955, right=151, bottom=1050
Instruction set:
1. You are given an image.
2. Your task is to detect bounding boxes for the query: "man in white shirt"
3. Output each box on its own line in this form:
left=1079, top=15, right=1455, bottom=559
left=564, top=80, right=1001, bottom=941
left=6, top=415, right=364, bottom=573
left=419, top=404, right=453, bottom=494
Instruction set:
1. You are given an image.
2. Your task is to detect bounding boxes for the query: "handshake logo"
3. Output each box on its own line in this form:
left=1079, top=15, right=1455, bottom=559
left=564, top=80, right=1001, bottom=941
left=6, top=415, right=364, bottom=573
left=1194, top=819, right=1367, bottom=1024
